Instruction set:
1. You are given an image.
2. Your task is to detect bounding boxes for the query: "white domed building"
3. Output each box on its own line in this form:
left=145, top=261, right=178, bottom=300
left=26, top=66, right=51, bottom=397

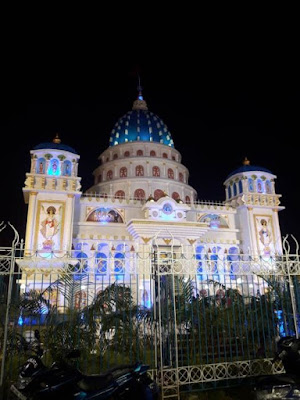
left=19, top=88, right=284, bottom=303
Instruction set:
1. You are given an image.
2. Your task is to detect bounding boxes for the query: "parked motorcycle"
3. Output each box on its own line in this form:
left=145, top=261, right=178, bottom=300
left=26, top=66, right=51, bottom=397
left=10, top=347, right=158, bottom=399
left=253, top=336, right=300, bottom=399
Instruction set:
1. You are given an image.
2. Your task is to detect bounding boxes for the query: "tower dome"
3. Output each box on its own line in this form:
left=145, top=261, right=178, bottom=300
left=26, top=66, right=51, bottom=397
left=226, top=157, right=272, bottom=180
left=109, top=88, right=174, bottom=147
left=34, top=133, right=78, bottom=154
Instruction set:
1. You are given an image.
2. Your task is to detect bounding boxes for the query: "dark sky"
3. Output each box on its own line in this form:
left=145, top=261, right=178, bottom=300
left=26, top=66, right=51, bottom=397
left=0, top=51, right=299, bottom=247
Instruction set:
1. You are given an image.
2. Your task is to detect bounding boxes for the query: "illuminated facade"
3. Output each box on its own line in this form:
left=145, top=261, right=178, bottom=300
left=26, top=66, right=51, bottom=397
left=19, top=88, right=285, bottom=302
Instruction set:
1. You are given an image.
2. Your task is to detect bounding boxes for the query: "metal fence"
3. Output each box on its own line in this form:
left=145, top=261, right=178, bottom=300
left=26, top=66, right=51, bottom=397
left=1, top=222, right=300, bottom=399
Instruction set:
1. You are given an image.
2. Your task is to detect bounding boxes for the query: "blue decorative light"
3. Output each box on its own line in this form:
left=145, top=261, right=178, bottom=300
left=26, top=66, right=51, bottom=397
left=18, top=315, right=23, bottom=326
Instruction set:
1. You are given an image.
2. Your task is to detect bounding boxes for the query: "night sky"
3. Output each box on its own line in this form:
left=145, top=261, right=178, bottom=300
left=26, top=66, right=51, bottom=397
left=0, top=55, right=299, bottom=248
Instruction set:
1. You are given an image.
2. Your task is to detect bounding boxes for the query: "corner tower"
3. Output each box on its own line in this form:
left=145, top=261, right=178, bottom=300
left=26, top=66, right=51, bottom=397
left=224, top=157, right=284, bottom=256
left=23, top=134, right=81, bottom=255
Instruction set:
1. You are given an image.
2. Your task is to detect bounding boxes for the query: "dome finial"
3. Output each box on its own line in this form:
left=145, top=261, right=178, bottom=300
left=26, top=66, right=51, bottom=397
left=243, top=157, right=250, bottom=166
left=53, top=132, right=61, bottom=144
left=132, top=76, right=148, bottom=111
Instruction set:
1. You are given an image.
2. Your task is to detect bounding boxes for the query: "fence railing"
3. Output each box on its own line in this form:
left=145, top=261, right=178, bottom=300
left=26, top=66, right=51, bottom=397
left=1, top=223, right=300, bottom=399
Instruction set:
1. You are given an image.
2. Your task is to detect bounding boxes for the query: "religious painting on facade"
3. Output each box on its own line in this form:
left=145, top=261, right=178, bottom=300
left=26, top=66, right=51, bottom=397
left=86, top=207, right=124, bottom=223
left=197, top=213, right=229, bottom=229
left=35, top=201, right=65, bottom=251
left=254, top=215, right=275, bottom=256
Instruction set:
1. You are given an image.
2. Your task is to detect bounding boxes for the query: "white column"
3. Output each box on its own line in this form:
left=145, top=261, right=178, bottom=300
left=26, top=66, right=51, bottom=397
left=24, top=192, right=38, bottom=255
left=62, top=195, right=74, bottom=252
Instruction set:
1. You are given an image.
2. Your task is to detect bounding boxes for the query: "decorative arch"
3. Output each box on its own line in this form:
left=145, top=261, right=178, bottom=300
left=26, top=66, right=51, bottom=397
left=134, top=188, right=145, bottom=200
left=152, top=166, right=160, bottom=177
left=227, top=247, right=239, bottom=279
left=168, top=168, right=174, bottom=179
left=114, top=252, right=125, bottom=274
left=248, top=178, right=254, bottom=192
left=257, top=179, right=264, bottom=193
left=120, top=167, right=127, bottom=178
left=150, top=150, right=156, bottom=157
left=179, top=172, right=184, bottom=182
left=195, top=245, right=206, bottom=280
left=97, top=175, right=102, bottom=183
left=113, top=153, right=118, bottom=160
left=233, top=183, right=237, bottom=196
left=238, top=180, right=243, bottom=193
left=124, top=151, right=130, bottom=157
left=136, top=165, right=144, bottom=176
left=198, top=214, right=229, bottom=229
left=115, top=190, right=125, bottom=199
left=75, top=252, right=88, bottom=273
left=95, top=252, right=107, bottom=274
left=87, top=208, right=123, bottom=223
left=36, top=158, right=46, bottom=174
left=48, top=158, right=60, bottom=176
left=137, top=150, right=143, bottom=156
left=265, top=180, right=272, bottom=194
left=228, top=186, right=232, bottom=198
left=62, top=160, right=72, bottom=176
left=163, top=153, right=168, bottom=159
left=154, top=189, right=165, bottom=201
left=172, top=192, right=180, bottom=200
left=185, top=195, right=191, bottom=204
left=107, top=170, right=113, bottom=180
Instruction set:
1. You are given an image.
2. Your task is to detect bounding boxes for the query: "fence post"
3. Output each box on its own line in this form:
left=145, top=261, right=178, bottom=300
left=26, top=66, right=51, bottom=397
left=0, top=223, right=19, bottom=388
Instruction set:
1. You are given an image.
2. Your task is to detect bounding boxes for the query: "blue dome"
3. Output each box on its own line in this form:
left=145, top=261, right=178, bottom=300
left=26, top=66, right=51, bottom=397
left=109, top=109, right=174, bottom=147
left=226, top=164, right=272, bottom=180
left=33, top=142, right=78, bottom=154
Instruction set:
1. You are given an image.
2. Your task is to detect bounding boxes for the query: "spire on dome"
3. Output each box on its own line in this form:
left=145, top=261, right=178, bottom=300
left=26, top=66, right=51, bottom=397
left=243, top=157, right=250, bottom=166
left=132, top=76, right=148, bottom=111
left=53, top=133, right=61, bottom=144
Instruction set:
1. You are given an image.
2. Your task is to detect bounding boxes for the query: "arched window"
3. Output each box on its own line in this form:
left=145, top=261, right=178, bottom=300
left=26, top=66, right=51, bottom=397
left=172, top=192, right=180, bottom=200
left=48, top=159, right=60, bottom=176
left=168, top=168, right=174, bottom=179
left=136, top=165, right=144, bottom=176
left=179, top=172, right=184, bottom=182
left=95, top=252, right=107, bottom=274
left=107, top=170, right=113, bottom=180
left=228, top=247, right=239, bottom=280
left=137, top=150, right=143, bottom=156
left=113, top=153, right=118, bottom=160
left=238, top=180, right=243, bottom=193
left=233, top=183, right=237, bottom=196
left=106, top=157, right=109, bottom=162
left=228, top=186, right=232, bottom=198
left=97, top=175, right=102, bottom=183
left=36, top=158, right=46, bottom=174
left=257, top=179, right=264, bottom=193
left=265, top=180, right=272, bottom=194
left=210, top=247, right=220, bottom=281
left=154, top=189, right=164, bottom=200
left=248, top=178, right=254, bottom=192
left=150, top=150, right=156, bottom=157
left=115, top=190, right=125, bottom=199
left=75, top=252, right=88, bottom=275
left=196, top=245, right=206, bottom=280
left=124, top=151, right=130, bottom=157
left=62, top=160, right=72, bottom=176
left=134, top=189, right=145, bottom=200
left=152, top=166, right=160, bottom=177
left=120, top=167, right=127, bottom=178
left=185, top=195, right=191, bottom=204
left=172, top=156, right=176, bottom=161
left=114, top=252, right=125, bottom=274
left=163, top=153, right=168, bottom=159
